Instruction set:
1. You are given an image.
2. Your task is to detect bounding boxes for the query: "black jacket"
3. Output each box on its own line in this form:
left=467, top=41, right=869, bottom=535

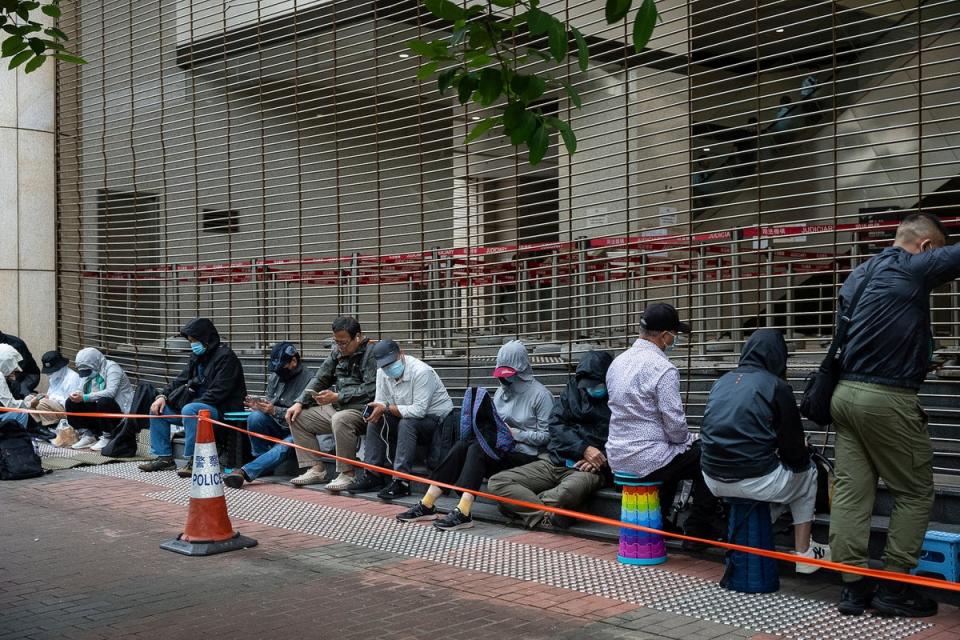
left=263, top=359, right=312, bottom=425
left=161, top=318, right=247, bottom=413
left=0, top=332, right=40, bottom=393
left=838, top=244, right=960, bottom=390
left=546, top=350, right=613, bottom=467
left=700, top=329, right=809, bottom=481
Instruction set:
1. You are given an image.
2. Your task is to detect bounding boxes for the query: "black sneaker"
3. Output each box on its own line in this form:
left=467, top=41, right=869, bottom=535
left=377, top=480, right=410, bottom=501
left=223, top=469, right=248, bottom=489
left=138, top=457, right=176, bottom=472
left=838, top=578, right=876, bottom=616
left=344, top=473, right=386, bottom=494
left=872, top=583, right=938, bottom=618
left=396, top=501, right=437, bottom=523
left=433, top=508, right=474, bottom=531
left=176, top=461, right=194, bottom=479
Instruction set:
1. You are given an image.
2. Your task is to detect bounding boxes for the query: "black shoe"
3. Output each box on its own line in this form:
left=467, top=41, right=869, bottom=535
left=223, top=469, right=248, bottom=489
left=872, top=583, right=938, bottom=618
left=433, top=508, right=474, bottom=531
left=543, top=513, right=573, bottom=530
left=396, top=501, right=437, bottom=523
left=838, top=578, right=876, bottom=616
left=176, top=461, right=193, bottom=478
left=377, top=480, right=410, bottom=501
left=138, top=457, right=176, bottom=472
left=344, top=473, right=386, bottom=494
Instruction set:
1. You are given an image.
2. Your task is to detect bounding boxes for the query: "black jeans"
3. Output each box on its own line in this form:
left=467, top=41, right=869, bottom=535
left=64, top=397, right=122, bottom=436
left=641, top=440, right=721, bottom=533
left=432, top=439, right=538, bottom=495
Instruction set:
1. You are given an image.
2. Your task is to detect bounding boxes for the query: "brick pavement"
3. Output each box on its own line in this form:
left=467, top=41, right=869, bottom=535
left=1, top=467, right=959, bottom=640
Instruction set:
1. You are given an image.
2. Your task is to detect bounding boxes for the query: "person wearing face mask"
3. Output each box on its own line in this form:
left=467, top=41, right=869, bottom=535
left=828, top=213, right=960, bottom=619
left=343, top=339, right=454, bottom=499
left=0, top=344, right=32, bottom=430
left=25, top=351, right=82, bottom=446
left=605, top=303, right=722, bottom=543
left=284, top=316, right=377, bottom=492
left=63, top=347, right=135, bottom=450
left=488, top=350, right=614, bottom=529
left=139, top=317, right=247, bottom=476
left=0, top=330, right=40, bottom=399
left=700, top=329, right=828, bottom=573
left=222, top=342, right=312, bottom=489
left=396, top=340, right=554, bottom=531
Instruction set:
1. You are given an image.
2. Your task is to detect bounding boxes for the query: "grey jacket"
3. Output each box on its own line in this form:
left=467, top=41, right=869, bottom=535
left=492, top=341, right=553, bottom=457
left=298, top=339, right=378, bottom=412
left=75, top=347, right=135, bottom=413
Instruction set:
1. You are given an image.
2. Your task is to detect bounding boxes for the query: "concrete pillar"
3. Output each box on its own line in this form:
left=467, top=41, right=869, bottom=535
left=0, top=51, right=57, bottom=355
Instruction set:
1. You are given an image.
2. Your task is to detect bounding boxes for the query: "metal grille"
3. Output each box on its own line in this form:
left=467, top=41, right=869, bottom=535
left=56, top=2, right=960, bottom=474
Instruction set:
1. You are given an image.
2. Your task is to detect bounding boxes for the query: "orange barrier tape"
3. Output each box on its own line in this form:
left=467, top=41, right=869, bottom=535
left=0, top=406, right=191, bottom=421
left=4, top=405, right=957, bottom=592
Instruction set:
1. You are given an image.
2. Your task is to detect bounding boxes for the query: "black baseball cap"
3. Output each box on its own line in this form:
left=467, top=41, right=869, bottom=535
left=268, top=342, right=298, bottom=373
left=372, top=339, right=401, bottom=368
left=640, top=303, right=690, bottom=334
left=41, top=350, right=69, bottom=375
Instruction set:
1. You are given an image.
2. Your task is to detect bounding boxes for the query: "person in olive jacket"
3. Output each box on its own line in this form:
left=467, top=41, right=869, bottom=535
left=139, top=317, right=246, bottom=476
left=488, top=350, right=614, bottom=529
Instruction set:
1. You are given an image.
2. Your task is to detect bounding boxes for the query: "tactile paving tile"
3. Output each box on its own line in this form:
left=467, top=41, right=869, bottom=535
left=80, top=463, right=931, bottom=640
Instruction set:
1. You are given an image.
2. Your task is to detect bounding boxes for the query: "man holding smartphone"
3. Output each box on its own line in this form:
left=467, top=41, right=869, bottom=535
left=285, top=317, right=377, bottom=492
left=344, top=339, right=453, bottom=500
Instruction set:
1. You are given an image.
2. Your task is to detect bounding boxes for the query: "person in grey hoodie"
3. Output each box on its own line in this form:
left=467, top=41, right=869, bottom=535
left=0, top=344, right=31, bottom=430
left=396, top=340, right=554, bottom=531
left=63, top=347, right=135, bottom=450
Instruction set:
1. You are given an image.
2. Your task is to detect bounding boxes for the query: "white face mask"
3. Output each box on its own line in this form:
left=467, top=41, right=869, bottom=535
left=664, top=332, right=681, bottom=354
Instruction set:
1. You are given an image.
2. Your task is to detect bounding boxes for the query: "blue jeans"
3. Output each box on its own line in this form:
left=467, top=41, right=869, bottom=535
left=149, top=402, right=220, bottom=458
left=0, top=411, right=28, bottom=430
left=241, top=411, right=294, bottom=480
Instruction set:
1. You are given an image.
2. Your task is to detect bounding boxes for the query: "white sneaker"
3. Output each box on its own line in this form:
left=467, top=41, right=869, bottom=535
left=71, top=434, right=98, bottom=449
left=290, top=467, right=331, bottom=486
left=90, top=435, right=111, bottom=451
left=325, top=472, right=356, bottom=493
left=796, top=539, right=830, bottom=574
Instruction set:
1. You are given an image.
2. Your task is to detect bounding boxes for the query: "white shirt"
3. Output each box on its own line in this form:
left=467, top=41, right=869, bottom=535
left=46, top=367, right=82, bottom=405
left=374, top=355, right=453, bottom=420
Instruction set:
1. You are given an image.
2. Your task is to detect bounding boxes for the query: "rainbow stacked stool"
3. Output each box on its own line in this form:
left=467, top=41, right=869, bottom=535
left=613, top=472, right=667, bottom=566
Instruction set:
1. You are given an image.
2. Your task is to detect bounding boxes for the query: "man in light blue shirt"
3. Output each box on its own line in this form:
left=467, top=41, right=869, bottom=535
left=346, top=339, right=453, bottom=500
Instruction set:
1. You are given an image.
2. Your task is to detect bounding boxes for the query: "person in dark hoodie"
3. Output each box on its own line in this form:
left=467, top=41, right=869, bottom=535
left=488, top=350, right=613, bottom=529
left=700, top=329, right=828, bottom=573
left=0, top=330, right=40, bottom=398
left=223, top=342, right=313, bottom=489
left=139, top=317, right=246, bottom=477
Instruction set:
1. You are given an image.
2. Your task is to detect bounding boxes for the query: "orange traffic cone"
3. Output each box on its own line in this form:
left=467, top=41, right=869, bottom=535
left=160, top=409, right=257, bottom=556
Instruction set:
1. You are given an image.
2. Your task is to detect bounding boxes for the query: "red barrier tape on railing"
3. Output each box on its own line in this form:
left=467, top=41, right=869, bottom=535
left=4, top=404, right=958, bottom=592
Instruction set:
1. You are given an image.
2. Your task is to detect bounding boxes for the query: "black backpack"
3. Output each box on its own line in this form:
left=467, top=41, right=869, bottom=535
left=0, top=424, right=44, bottom=480
left=426, top=410, right=459, bottom=472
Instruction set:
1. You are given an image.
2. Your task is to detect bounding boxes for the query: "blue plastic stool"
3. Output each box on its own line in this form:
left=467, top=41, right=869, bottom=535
left=720, top=499, right=779, bottom=594
left=911, top=531, right=960, bottom=581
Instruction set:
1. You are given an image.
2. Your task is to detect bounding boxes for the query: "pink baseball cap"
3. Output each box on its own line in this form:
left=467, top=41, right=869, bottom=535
left=492, top=366, right=517, bottom=378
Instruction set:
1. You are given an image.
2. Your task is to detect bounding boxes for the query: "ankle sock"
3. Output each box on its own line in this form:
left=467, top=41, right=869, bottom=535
left=421, top=485, right=442, bottom=508
left=457, top=493, right=474, bottom=516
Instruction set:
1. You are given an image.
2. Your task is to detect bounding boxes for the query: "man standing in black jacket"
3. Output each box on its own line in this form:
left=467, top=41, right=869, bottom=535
left=0, top=331, right=40, bottom=398
left=700, top=329, right=827, bottom=573
left=139, top=318, right=247, bottom=477
left=487, top=350, right=613, bottom=529
left=829, top=213, right=960, bottom=618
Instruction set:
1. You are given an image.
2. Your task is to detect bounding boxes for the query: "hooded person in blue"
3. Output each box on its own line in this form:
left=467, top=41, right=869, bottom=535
left=488, top=350, right=613, bottom=529
left=700, top=329, right=827, bottom=573
left=139, top=317, right=246, bottom=476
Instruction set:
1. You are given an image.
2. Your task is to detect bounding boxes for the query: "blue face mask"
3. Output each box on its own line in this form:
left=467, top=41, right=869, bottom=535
left=664, top=332, right=680, bottom=354
left=191, top=342, right=206, bottom=356
left=384, top=359, right=405, bottom=379
left=586, top=384, right=607, bottom=399
left=498, top=376, right=513, bottom=387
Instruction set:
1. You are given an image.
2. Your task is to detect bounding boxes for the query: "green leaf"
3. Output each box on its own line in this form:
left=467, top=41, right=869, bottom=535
left=22, top=1, right=40, bottom=10
left=465, top=116, right=501, bottom=143
left=424, top=0, right=465, bottom=22
left=511, top=74, right=546, bottom=102
left=44, top=27, right=68, bottom=40
left=504, top=106, right=536, bottom=145
left=572, top=26, right=589, bottom=72
left=468, top=22, right=492, bottom=50
left=605, top=0, right=632, bottom=24
left=457, top=73, right=477, bottom=105
left=15, top=7, right=28, bottom=21
left=437, top=67, right=457, bottom=94
left=406, top=39, right=434, bottom=57
left=465, top=52, right=492, bottom=68
left=450, top=26, right=467, bottom=46
left=528, top=120, right=549, bottom=165
left=27, top=37, right=45, bottom=54
left=7, top=48, right=31, bottom=69
left=525, top=47, right=552, bottom=63
left=632, top=0, right=657, bottom=52
left=477, top=67, right=502, bottom=106
left=527, top=8, right=551, bottom=37
left=52, top=51, right=86, bottom=64
left=23, top=53, right=44, bottom=72
left=547, top=20, right=567, bottom=63
left=2, top=25, right=22, bottom=35
left=1, top=34, right=26, bottom=57
left=561, top=80, right=582, bottom=109
left=546, top=116, right=577, bottom=154
left=416, top=61, right=439, bottom=80
left=41, top=4, right=60, bottom=17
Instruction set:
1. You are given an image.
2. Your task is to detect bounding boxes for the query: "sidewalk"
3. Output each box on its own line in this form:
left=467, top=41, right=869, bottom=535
left=2, top=463, right=959, bottom=640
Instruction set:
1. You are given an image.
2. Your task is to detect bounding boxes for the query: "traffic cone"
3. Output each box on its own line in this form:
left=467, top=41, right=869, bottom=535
left=160, top=409, right=257, bottom=556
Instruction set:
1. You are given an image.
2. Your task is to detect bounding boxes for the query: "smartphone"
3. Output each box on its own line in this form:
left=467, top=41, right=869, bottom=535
left=362, top=405, right=374, bottom=420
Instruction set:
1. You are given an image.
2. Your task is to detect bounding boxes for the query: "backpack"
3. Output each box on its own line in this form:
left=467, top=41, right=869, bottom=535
left=811, top=451, right=834, bottom=514
left=426, top=410, right=458, bottom=471
left=0, top=425, right=45, bottom=480
left=459, top=387, right=514, bottom=461
left=101, top=381, right=157, bottom=458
